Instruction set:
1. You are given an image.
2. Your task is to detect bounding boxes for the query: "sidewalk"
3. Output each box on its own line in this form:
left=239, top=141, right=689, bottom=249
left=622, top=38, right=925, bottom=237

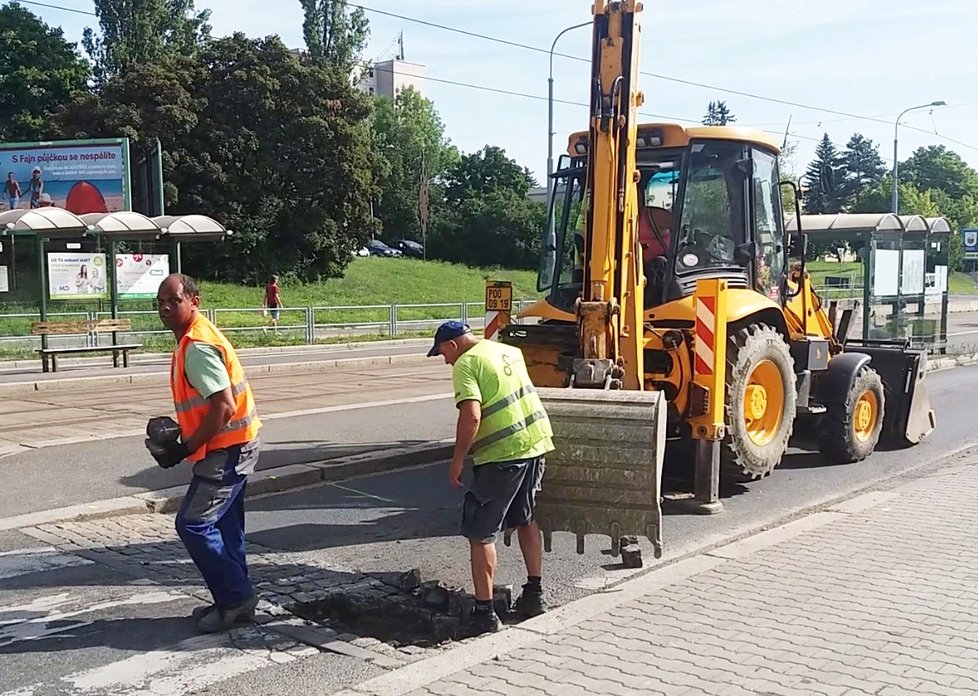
left=349, top=450, right=978, bottom=696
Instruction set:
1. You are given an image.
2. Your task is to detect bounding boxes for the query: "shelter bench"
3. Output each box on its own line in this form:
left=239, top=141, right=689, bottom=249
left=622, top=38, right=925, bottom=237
left=30, top=318, right=142, bottom=373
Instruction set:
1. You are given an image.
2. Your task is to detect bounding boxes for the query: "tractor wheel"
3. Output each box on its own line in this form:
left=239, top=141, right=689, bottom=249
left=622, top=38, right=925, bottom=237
left=818, top=366, right=885, bottom=464
left=721, top=324, right=796, bottom=481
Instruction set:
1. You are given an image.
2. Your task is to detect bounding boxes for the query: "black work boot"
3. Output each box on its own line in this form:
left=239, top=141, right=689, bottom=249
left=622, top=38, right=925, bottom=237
left=195, top=593, right=259, bottom=633
left=467, top=607, right=502, bottom=635
left=191, top=601, right=256, bottom=623
left=514, top=584, right=547, bottom=618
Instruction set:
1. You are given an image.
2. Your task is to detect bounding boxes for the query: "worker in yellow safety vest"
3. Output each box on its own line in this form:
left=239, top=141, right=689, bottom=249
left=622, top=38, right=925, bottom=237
left=427, top=320, right=555, bottom=635
left=147, top=273, right=263, bottom=633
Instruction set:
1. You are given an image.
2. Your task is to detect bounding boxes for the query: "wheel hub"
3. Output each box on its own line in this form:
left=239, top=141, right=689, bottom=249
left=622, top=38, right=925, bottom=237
left=853, top=390, right=879, bottom=443
left=741, top=359, right=785, bottom=448
left=745, top=384, right=768, bottom=420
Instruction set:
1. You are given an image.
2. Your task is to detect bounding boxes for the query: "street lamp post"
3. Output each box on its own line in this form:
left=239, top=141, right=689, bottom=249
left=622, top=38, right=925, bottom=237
left=547, top=21, right=591, bottom=210
left=892, top=100, right=946, bottom=214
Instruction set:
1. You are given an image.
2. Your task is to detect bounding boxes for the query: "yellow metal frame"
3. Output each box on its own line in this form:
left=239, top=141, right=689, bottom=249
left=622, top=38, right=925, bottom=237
left=576, top=0, right=646, bottom=389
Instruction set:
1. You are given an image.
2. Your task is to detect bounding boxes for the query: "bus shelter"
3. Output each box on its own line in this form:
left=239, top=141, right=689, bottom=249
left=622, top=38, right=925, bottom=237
left=785, top=213, right=952, bottom=353
left=0, top=207, right=232, bottom=348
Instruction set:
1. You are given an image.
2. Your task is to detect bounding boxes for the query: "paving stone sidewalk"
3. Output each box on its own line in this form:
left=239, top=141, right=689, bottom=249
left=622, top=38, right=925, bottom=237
left=397, top=456, right=978, bottom=696
left=19, top=515, right=446, bottom=669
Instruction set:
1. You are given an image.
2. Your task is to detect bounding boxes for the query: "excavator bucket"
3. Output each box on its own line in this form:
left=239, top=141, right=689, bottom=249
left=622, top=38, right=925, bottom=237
left=846, top=339, right=936, bottom=446
left=532, top=388, right=667, bottom=559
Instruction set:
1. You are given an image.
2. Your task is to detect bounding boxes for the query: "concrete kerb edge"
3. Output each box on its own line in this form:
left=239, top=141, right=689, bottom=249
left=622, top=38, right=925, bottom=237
left=134, top=439, right=455, bottom=515
left=0, top=440, right=453, bottom=529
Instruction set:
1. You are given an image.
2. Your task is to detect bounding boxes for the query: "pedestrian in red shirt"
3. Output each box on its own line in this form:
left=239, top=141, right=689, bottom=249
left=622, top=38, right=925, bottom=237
left=262, top=275, right=281, bottom=331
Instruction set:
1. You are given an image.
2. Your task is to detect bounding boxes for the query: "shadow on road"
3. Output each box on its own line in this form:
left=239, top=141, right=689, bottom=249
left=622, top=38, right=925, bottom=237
left=117, top=438, right=429, bottom=492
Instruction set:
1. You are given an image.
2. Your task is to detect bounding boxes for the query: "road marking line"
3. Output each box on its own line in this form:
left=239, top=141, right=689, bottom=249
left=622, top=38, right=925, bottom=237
left=0, top=590, right=186, bottom=648
left=328, top=483, right=398, bottom=504
left=1, top=631, right=279, bottom=696
left=0, top=547, right=93, bottom=580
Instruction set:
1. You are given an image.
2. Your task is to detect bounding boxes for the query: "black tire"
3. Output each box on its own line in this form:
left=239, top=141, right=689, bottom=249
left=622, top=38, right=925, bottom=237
left=818, top=366, right=885, bottom=464
left=721, top=324, right=796, bottom=481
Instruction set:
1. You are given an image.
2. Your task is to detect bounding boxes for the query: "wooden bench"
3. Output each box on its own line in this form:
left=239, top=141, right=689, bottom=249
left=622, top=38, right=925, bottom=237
left=30, top=318, right=142, bottom=373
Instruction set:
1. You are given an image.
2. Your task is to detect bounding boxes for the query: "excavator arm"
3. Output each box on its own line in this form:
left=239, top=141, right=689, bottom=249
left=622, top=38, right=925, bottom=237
left=573, top=0, right=645, bottom=390
left=529, top=1, right=668, bottom=560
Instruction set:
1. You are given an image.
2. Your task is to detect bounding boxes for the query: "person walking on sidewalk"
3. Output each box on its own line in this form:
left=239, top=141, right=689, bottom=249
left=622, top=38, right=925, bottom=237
left=262, top=275, right=281, bottom=331
left=427, top=320, right=554, bottom=634
left=148, top=273, right=263, bottom=633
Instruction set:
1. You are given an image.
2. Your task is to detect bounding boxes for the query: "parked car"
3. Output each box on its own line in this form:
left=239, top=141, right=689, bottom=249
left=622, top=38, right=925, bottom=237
left=367, top=239, right=402, bottom=257
left=392, top=239, right=425, bottom=259
left=353, top=246, right=370, bottom=257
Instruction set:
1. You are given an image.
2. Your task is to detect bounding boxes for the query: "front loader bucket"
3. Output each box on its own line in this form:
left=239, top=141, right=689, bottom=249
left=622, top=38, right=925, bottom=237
left=533, top=388, right=667, bottom=559
left=846, top=340, right=936, bottom=446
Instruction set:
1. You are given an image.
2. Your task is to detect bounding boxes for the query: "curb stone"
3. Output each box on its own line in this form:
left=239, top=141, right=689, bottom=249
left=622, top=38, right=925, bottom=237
left=0, top=440, right=453, bottom=529
left=135, top=440, right=454, bottom=514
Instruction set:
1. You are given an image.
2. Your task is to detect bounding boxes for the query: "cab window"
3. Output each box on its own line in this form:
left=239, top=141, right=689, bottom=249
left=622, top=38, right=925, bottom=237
left=674, top=141, right=749, bottom=275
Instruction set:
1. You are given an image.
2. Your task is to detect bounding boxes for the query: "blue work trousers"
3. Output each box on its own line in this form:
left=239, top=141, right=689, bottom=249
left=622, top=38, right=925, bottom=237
left=175, top=443, right=257, bottom=607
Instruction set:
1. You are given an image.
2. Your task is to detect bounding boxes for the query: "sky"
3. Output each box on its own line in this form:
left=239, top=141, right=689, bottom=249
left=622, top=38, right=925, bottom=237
left=24, top=0, right=978, bottom=186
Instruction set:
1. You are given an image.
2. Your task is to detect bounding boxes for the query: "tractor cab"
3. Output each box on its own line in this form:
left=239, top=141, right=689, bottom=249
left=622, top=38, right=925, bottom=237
left=536, top=124, right=788, bottom=319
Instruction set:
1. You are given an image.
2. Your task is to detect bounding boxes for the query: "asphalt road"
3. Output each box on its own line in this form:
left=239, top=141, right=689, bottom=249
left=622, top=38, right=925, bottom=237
left=1, top=364, right=977, bottom=695
left=0, top=396, right=455, bottom=518
left=240, top=364, right=978, bottom=609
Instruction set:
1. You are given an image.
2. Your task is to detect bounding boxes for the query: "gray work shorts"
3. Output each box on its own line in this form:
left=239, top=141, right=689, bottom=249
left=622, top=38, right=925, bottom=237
left=461, top=456, right=546, bottom=544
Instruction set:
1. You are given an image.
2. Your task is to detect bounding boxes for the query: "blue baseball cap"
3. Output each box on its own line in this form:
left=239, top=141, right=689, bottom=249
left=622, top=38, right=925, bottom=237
left=427, top=320, right=472, bottom=357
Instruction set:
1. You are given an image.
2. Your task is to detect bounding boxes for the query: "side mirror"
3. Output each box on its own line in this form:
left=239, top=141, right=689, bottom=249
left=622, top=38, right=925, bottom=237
left=788, top=232, right=808, bottom=259
left=735, top=241, right=759, bottom=264
left=733, top=157, right=754, bottom=180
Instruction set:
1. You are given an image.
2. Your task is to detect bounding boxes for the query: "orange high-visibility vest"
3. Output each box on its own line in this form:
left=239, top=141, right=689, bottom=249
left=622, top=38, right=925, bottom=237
left=170, top=313, right=261, bottom=462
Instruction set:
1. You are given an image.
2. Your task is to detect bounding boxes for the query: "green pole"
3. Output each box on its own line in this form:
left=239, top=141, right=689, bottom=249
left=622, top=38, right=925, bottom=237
left=175, top=241, right=183, bottom=272
left=108, top=239, right=119, bottom=346
left=862, top=235, right=873, bottom=341
left=37, top=235, right=48, bottom=349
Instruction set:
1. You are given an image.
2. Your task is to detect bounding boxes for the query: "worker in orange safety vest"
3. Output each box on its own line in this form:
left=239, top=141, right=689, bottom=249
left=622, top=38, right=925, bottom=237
left=148, top=273, right=263, bottom=633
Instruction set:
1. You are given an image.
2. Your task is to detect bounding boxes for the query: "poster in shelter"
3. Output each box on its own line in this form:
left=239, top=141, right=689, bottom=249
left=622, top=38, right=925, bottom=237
left=116, top=253, right=169, bottom=299
left=872, top=249, right=900, bottom=297
left=901, top=249, right=925, bottom=296
left=47, top=252, right=108, bottom=300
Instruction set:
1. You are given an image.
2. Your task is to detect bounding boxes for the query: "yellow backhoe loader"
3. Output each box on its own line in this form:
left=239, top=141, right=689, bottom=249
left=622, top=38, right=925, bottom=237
left=498, top=0, right=935, bottom=561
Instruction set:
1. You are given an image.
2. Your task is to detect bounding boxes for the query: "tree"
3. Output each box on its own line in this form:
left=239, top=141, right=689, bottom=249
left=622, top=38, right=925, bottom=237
left=702, top=100, right=736, bottom=126
left=370, top=87, right=457, bottom=243
left=52, top=34, right=380, bottom=282
left=803, top=133, right=844, bottom=214
left=429, top=146, right=545, bottom=269
left=838, top=133, right=886, bottom=209
left=851, top=177, right=941, bottom=218
left=299, top=0, right=369, bottom=74
left=900, top=145, right=978, bottom=201
left=83, top=0, right=211, bottom=83
left=0, top=3, right=90, bottom=142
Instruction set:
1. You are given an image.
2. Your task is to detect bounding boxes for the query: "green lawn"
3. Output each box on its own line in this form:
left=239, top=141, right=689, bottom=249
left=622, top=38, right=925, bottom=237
left=0, top=258, right=541, bottom=353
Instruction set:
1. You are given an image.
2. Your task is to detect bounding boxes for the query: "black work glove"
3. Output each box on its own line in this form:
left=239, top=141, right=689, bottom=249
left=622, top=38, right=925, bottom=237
left=145, top=417, right=189, bottom=469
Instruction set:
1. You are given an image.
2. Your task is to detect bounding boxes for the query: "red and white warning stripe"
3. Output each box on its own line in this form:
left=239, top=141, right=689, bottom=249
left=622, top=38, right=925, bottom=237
left=485, top=311, right=500, bottom=341
left=694, top=294, right=716, bottom=376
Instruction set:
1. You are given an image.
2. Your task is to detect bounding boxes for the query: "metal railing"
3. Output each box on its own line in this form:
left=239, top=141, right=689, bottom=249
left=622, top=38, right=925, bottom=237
left=0, top=301, right=537, bottom=351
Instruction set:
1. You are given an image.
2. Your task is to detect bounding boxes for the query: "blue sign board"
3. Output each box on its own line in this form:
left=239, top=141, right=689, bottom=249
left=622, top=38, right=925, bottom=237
left=963, top=228, right=978, bottom=260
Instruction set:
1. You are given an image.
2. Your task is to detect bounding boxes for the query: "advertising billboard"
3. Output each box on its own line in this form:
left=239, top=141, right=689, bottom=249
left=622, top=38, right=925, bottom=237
left=47, top=252, right=108, bottom=300
left=116, top=253, right=170, bottom=299
left=1, top=139, right=129, bottom=214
